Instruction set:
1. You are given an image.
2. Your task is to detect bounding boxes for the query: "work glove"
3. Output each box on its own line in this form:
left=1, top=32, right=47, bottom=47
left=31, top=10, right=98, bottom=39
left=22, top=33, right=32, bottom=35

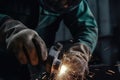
left=54, top=43, right=91, bottom=80
left=0, top=19, right=48, bottom=66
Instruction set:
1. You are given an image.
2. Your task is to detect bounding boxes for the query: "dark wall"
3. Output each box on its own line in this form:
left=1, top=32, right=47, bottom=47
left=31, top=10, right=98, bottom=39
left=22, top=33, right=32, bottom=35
left=110, top=0, right=120, bottom=62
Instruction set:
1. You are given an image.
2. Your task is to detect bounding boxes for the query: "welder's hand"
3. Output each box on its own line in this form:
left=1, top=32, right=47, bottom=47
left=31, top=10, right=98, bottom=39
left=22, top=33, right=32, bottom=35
left=56, top=43, right=91, bottom=80
left=68, top=43, right=91, bottom=62
left=7, top=29, right=48, bottom=65
left=1, top=19, right=48, bottom=66
left=67, top=43, right=91, bottom=80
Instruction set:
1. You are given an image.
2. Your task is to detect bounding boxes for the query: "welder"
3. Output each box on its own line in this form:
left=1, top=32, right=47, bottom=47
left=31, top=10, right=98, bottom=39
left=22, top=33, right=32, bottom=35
left=0, top=0, right=98, bottom=80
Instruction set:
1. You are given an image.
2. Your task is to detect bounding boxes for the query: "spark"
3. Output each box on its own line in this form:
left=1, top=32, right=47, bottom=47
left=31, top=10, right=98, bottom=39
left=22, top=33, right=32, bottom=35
left=58, top=65, right=68, bottom=76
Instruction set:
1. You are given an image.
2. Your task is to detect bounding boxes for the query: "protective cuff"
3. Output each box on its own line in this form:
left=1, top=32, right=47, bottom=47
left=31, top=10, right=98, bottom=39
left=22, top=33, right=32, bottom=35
left=67, top=43, right=92, bottom=62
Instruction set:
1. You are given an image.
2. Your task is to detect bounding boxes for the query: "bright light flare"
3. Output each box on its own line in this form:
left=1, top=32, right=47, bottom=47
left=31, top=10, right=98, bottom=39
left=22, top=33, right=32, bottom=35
left=58, top=65, right=68, bottom=76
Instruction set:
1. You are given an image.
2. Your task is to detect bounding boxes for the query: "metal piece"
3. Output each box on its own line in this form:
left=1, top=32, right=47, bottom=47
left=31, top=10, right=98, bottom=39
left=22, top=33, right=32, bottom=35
left=46, top=42, right=63, bottom=79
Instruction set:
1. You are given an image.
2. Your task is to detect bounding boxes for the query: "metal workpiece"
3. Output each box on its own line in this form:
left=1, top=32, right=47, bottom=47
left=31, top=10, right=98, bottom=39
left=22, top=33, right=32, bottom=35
left=43, top=42, right=63, bottom=80
left=47, top=42, right=63, bottom=71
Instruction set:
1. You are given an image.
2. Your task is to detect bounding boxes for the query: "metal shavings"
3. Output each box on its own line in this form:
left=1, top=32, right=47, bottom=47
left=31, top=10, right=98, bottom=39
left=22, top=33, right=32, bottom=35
left=105, top=72, right=113, bottom=76
left=88, top=72, right=95, bottom=78
left=42, top=75, right=47, bottom=80
left=115, top=64, right=120, bottom=67
left=105, top=70, right=115, bottom=76
left=107, top=70, right=115, bottom=74
left=42, top=72, right=47, bottom=75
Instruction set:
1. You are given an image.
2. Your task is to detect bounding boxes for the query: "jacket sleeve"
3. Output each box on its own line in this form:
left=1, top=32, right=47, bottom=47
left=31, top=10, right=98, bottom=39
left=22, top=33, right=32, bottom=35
left=63, top=0, right=98, bottom=53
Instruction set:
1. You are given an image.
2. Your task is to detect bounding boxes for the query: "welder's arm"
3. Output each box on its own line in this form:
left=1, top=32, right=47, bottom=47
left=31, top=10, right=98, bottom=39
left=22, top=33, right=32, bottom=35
left=0, top=14, right=47, bottom=65
left=62, top=0, right=98, bottom=79
left=63, top=0, right=98, bottom=56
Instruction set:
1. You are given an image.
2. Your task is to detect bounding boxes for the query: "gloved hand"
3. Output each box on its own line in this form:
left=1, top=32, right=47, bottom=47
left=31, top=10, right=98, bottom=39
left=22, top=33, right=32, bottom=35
left=0, top=19, right=48, bottom=66
left=55, top=43, right=91, bottom=80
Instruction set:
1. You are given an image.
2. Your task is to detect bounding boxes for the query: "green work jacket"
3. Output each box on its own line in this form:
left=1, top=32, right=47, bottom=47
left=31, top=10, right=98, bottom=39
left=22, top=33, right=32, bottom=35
left=0, top=0, right=98, bottom=53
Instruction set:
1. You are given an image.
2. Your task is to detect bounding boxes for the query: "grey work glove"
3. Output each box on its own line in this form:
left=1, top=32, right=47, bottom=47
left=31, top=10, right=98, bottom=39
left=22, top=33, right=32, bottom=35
left=0, top=19, right=48, bottom=66
left=54, top=43, right=91, bottom=80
